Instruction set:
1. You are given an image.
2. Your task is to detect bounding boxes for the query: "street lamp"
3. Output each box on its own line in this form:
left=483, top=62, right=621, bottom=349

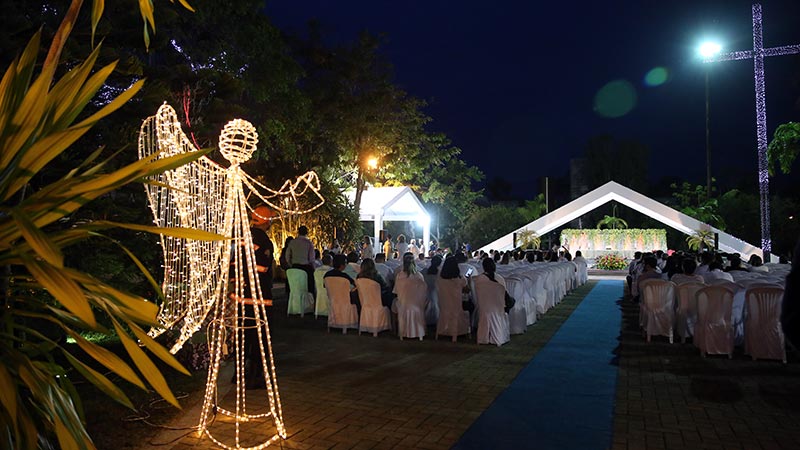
left=367, top=156, right=379, bottom=170
left=698, top=41, right=722, bottom=198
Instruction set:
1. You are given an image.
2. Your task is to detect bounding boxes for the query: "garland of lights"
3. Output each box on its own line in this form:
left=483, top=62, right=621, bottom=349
left=702, top=3, right=800, bottom=260
left=138, top=103, right=324, bottom=449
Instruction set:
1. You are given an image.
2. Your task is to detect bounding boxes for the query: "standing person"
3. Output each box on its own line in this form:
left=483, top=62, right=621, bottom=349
left=329, top=239, right=342, bottom=255
left=361, top=235, right=374, bottom=260
left=286, top=225, right=316, bottom=296
left=250, top=207, right=275, bottom=301
left=409, top=239, right=420, bottom=259
left=396, top=234, right=409, bottom=257
left=383, top=234, right=393, bottom=259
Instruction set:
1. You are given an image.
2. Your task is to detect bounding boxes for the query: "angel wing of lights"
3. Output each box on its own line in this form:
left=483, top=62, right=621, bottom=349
left=138, top=103, right=324, bottom=447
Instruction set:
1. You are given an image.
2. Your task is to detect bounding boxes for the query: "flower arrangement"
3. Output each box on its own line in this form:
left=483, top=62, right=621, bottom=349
left=595, top=253, right=628, bottom=271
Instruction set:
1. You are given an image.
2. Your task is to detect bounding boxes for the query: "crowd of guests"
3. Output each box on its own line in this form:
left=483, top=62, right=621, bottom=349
left=626, top=249, right=772, bottom=302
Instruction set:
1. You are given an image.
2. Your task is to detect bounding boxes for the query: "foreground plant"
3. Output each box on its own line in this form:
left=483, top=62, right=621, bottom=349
left=0, top=1, right=206, bottom=449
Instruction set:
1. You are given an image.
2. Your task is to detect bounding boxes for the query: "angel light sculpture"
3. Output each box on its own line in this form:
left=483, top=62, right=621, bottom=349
left=138, top=103, right=323, bottom=449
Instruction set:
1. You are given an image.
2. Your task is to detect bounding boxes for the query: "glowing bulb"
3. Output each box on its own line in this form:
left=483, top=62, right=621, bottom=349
left=698, top=41, right=722, bottom=58
left=367, top=157, right=378, bottom=169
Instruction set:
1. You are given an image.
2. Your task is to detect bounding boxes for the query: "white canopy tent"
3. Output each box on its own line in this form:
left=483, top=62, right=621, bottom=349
left=478, top=181, right=764, bottom=261
left=346, top=186, right=431, bottom=254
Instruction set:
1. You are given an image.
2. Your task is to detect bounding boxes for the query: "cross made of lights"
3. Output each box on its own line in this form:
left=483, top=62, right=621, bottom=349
left=702, top=3, right=800, bottom=261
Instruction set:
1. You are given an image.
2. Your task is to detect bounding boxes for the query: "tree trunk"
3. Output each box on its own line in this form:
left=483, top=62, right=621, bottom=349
left=353, top=166, right=365, bottom=215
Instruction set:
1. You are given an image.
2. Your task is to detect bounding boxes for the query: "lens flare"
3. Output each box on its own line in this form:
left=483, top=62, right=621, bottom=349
left=644, top=67, right=669, bottom=86
left=593, top=80, right=637, bottom=118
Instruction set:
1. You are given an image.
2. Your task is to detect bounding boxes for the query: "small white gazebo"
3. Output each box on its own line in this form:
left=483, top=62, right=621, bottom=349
left=347, top=186, right=431, bottom=254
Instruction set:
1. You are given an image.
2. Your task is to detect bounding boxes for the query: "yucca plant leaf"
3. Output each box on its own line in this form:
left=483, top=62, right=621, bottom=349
left=66, top=270, right=159, bottom=325
left=11, top=209, right=64, bottom=268
left=0, top=365, right=18, bottom=431
left=63, top=329, right=146, bottom=390
left=130, top=324, right=190, bottom=376
left=175, top=0, right=196, bottom=12
left=72, top=78, right=144, bottom=128
left=90, top=0, right=104, bottom=46
left=113, top=321, right=181, bottom=409
left=61, top=350, right=133, bottom=410
left=19, top=255, right=96, bottom=327
left=53, top=416, right=83, bottom=450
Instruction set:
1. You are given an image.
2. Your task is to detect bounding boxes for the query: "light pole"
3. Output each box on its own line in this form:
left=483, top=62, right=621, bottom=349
left=698, top=41, right=722, bottom=198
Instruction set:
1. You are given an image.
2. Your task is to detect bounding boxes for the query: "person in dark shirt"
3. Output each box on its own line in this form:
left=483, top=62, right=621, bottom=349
left=324, top=254, right=359, bottom=311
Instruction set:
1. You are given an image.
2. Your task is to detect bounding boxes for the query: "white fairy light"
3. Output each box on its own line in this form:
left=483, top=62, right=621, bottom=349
left=138, top=103, right=320, bottom=448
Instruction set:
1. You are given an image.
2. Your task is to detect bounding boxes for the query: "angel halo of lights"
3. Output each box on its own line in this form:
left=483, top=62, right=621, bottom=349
left=138, top=103, right=324, bottom=449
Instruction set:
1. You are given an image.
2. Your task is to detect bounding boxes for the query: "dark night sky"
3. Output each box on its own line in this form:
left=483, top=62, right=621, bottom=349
left=266, top=0, right=800, bottom=197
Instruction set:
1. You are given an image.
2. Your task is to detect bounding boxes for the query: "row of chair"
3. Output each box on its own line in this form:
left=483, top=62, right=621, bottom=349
left=639, top=279, right=786, bottom=362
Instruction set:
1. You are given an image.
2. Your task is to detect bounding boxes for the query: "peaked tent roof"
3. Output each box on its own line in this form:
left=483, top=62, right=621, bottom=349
left=478, top=181, right=762, bottom=259
left=347, top=186, right=430, bottom=222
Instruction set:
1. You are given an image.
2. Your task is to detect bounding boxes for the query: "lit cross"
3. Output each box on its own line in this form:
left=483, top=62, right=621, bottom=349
left=702, top=3, right=800, bottom=261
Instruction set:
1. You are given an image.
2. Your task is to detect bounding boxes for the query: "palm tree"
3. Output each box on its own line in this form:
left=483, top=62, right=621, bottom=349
left=516, top=229, right=541, bottom=250
left=686, top=228, right=715, bottom=251
left=596, top=215, right=628, bottom=230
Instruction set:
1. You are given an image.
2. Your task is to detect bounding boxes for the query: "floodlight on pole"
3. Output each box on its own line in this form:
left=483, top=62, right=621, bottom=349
left=367, top=156, right=379, bottom=170
left=698, top=41, right=722, bottom=199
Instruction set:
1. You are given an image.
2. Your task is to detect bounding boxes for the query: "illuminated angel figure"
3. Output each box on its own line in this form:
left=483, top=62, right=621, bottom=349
left=138, top=103, right=323, bottom=449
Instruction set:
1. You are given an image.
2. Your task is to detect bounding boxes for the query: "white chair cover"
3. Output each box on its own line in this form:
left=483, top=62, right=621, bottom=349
left=325, top=276, right=358, bottom=333
left=676, top=282, right=704, bottom=343
left=423, top=272, right=440, bottom=326
left=435, top=278, right=471, bottom=342
left=641, top=280, right=676, bottom=343
left=695, top=285, right=736, bottom=357
left=395, top=276, right=427, bottom=340
left=286, top=268, right=314, bottom=316
left=745, top=287, right=786, bottom=362
left=474, top=278, right=511, bottom=346
left=356, top=278, right=391, bottom=336
left=314, top=268, right=329, bottom=318
left=505, top=275, right=533, bottom=331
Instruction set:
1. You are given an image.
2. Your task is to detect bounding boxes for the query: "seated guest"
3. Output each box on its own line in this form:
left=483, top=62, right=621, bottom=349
left=324, top=254, right=359, bottom=310
left=526, top=251, right=537, bottom=263
left=373, top=253, right=393, bottom=283
left=440, top=255, right=474, bottom=313
left=476, top=258, right=515, bottom=313
left=455, top=251, right=480, bottom=277
left=344, top=251, right=360, bottom=280
left=670, top=259, right=705, bottom=284
left=725, top=255, right=749, bottom=272
left=573, top=251, right=586, bottom=265
left=702, top=260, right=734, bottom=283
left=695, top=252, right=713, bottom=275
left=748, top=254, right=769, bottom=273
left=500, top=252, right=511, bottom=265
left=358, top=258, right=394, bottom=307
left=636, top=256, right=664, bottom=301
left=393, top=253, right=425, bottom=303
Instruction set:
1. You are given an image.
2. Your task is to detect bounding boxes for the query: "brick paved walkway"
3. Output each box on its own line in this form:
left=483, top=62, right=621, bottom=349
left=613, top=294, right=800, bottom=450
left=150, top=281, right=597, bottom=449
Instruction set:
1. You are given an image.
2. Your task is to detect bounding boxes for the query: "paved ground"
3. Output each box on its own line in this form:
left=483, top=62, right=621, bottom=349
left=149, top=281, right=594, bottom=449
left=145, top=278, right=800, bottom=450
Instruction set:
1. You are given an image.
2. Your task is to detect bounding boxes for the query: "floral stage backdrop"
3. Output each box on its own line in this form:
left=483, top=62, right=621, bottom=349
left=560, top=229, right=668, bottom=259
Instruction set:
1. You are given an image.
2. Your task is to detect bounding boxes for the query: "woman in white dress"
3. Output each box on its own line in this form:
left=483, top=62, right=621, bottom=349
left=409, top=239, right=420, bottom=259
left=396, top=234, right=409, bottom=257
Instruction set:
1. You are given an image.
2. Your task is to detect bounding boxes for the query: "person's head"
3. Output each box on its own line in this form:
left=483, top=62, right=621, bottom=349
left=526, top=251, right=536, bottom=263
left=455, top=251, right=468, bottom=263
left=440, top=256, right=461, bottom=279
left=482, top=257, right=497, bottom=275
left=427, top=254, right=443, bottom=275
left=321, top=254, right=333, bottom=266
left=500, top=252, right=510, bottom=265
left=332, top=239, right=340, bottom=247
left=359, top=258, right=378, bottom=278
left=575, top=250, right=582, bottom=258
left=375, top=252, right=386, bottom=263
left=410, top=238, right=417, bottom=245
left=700, top=252, right=714, bottom=265
left=681, top=258, right=697, bottom=275
left=643, top=256, right=658, bottom=271
left=709, top=259, right=724, bottom=271
left=493, top=251, right=501, bottom=262
left=634, top=251, right=642, bottom=260
left=284, top=236, right=294, bottom=246
left=297, top=225, right=308, bottom=236
left=397, top=234, right=406, bottom=243
left=549, top=251, right=559, bottom=262
left=536, top=251, right=544, bottom=262
left=402, top=252, right=417, bottom=275
left=363, top=235, right=371, bottom=245
left=748, top=254, right=763, bottom=267
left=563, top=252, right=572, bottom=261
left=385, top=234, right=392, bottom=242
left=314, top=249, right=320, bottom=259
left=418, top=253, right=425, bottom=260
left=346, top=251, right=359, bottom=263
left=332, top=254, right=347, bottom=270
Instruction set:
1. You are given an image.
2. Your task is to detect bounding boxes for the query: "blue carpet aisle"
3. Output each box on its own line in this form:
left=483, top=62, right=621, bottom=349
left=453, top=280, right=623, bottom=450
